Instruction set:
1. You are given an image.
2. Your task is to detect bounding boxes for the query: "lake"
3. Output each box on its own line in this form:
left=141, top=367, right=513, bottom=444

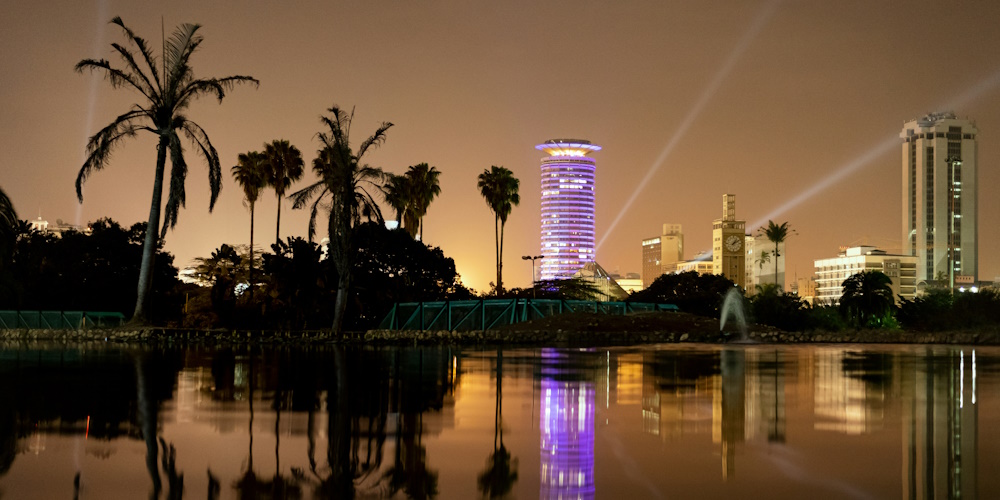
left=0, top=341, right=998, bottom=499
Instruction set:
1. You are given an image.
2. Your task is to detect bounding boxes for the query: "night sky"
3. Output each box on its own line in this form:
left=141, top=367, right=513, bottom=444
left=3, top=1, right=1000, bottom=292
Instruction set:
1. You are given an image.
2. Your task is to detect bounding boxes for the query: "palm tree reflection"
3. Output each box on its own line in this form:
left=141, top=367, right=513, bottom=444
left=478, top=347, right=518, bottom=498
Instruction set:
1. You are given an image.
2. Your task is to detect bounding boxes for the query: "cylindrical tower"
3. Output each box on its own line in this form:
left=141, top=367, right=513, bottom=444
left=536, top=139, right=601, bottom=281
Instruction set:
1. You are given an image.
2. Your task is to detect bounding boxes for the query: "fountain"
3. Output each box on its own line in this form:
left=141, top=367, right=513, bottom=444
left=719, top=287, right=749, bottom=341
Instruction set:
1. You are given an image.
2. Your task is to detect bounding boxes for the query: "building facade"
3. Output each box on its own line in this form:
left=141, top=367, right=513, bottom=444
left=712, top=194, right=746, bottom=288
left=641, top=223, right=683, bottom=288
left=537, top=139, right=601, bottom=281
left=901, top=112, right=978, bottom=286
left=814, top=246, right=918, bottom=305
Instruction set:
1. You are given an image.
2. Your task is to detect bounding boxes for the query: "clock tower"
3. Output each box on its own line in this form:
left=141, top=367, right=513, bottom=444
left=713, top=194, right=746, bottom=288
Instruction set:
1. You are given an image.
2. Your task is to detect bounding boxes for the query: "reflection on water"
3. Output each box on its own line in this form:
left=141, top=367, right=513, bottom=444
left=0, top=343, right=998, bottom=498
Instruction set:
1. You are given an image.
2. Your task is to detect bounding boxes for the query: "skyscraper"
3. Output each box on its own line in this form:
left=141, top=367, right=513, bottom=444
left=537, top=139, right=600, bottom=281
left=900, top=112, right=978, bottom=286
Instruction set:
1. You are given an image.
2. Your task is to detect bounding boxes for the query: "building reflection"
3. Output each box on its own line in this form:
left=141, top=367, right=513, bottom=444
left=901, top=349, right=977, bottom=500
left=539, top=348, right=596, bottom=499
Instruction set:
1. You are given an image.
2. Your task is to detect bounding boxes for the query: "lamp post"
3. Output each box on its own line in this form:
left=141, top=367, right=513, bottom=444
left=522, top=255, right=543, bottom=299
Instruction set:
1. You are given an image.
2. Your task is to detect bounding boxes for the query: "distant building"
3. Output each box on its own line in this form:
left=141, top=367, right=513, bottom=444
left=792, top=275, right=818, bottom=305
left=712, top=194, right=746, bottom=288
left=641, top=223, right=683, bottom=288
left=610, top=272, right=643, bottom=294
left=901, top=112, right=978, bottom=287
left=814, top=246, right=918, bottom=305
left=663, top=255, right=714, bottom=276
left=28, top=216, right=91, bottom=237
left=537, top=139, right=601, bottom=281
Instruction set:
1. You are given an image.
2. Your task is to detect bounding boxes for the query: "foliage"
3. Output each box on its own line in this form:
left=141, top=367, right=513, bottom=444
left=263, top=139, right=305, bottom=244
left=839, top=270, right=895, bottom=328
left=0, top=186, right=17, bottom=272
left=75, top=16, right=256, bottom=323
left=630, top=271, right=738, bottom=318
left=404, top=163, right=441, bottom=240
left=0, top=218, right=180, bottom=321
left=898, top=287, right=1000, bottom=331
left=750, top=283, right=810, bottom=331
left=477, top=166, right=520, bottom=295
left=290, top=105, right=392, bottom=333
left=345, top=223, right=474, bottom=330
left=232, top=150, right=268, bottom=302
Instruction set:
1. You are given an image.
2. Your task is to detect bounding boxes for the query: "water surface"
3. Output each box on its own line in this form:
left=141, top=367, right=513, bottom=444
left=1, top=342, right=998, bottom=499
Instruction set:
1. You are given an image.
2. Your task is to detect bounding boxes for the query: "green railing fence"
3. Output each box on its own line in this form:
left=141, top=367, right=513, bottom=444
left=0, top=311, right=127, bottom=330
left=377, top=299, right=678, bottom=332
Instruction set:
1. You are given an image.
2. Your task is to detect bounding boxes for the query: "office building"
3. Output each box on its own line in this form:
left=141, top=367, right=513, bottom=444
left=537, top=139, right=601, bottom=281
left=813, top=246, right=918, bottom=305
left=712, top=194, right=746, bottom=288
left=641, top=223, right=683, bottom=287
left=901, top=112, right=978, bottom=287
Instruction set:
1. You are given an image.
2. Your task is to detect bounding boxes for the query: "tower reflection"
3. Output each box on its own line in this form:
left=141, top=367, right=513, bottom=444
left=539, top=348, right=596, bottom=499
left=901, top=349, right=978, bottom=500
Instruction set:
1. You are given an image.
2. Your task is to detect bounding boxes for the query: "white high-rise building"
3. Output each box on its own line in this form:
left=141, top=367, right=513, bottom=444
left=901, top=112, right=978, bottom=287
left=537, top=139, right=600, bottom=281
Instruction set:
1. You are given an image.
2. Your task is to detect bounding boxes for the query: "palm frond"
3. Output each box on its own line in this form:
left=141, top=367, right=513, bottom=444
left=76, top=110, right=147, bottom=201
left=355, top=122, right=393, bottom=159
left=289, top=181, right=327, bottom=210
left=109, top=17, right=162, bottom=92
left=106, top=43, right=160, bottom=101
left=75, top=58, right=153, bottom=99
left=178, top=119, right=222, bottom=210
left=162, top=132, right=189, bottom=236
left=164, top=22, right=202, bottom=94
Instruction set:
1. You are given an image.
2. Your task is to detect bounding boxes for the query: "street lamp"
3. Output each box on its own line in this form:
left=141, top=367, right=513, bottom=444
left=522, top=255, right=543, bottom=299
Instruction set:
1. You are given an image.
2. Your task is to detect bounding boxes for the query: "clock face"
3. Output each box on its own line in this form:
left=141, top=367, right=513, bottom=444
left=725, top=235, right=742, bottom=252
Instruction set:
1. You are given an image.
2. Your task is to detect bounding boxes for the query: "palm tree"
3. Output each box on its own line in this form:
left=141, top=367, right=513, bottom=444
left=75, top=17, right=257, bottom=323
left=263, top=139, right=305, bottom=245
left=0, top=186, right=17, bottom=270
left=232, top=151, right=267, bottom=301
left=405, top=163, right=441, bottom=241
left=477, top=166, right=520, bottom=295
left=290, top=105, right=392, bottom=334
left=757, top=220, right=794, bottom=289
left=381, top=173, right=411, bottom=229
left=478, top=347, right=518, bottom=497
left=839, top=270, right=895, bottom=328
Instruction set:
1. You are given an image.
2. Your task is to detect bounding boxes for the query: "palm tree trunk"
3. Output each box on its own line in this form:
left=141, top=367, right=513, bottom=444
left=133, top=136, right=169, bottom=324
left=249, top=203, right=255, bottom=303
left=275, top=192, right=282, bottom=246
left=498, top=219, right=505, bottom=295
left=494, top=215, right=501, bottom=295
left=774, top=241, right=779, bottom=287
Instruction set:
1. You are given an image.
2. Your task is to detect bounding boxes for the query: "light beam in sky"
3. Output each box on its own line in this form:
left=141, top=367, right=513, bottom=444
left=748, top=65, right=1000, bottom=231
left=76, top=1, right=109, bottom=226
left=596, top=0, right=782, bottom=251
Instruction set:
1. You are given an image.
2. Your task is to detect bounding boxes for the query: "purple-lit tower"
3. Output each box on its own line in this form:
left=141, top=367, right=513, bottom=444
left=536, top=139, right=601, bottom=281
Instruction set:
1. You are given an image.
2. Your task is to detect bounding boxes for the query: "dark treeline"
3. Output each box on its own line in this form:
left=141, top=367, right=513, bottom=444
left=0, top=218, right=182, bottom=322
left=633, top=270, right=1000, bottom=333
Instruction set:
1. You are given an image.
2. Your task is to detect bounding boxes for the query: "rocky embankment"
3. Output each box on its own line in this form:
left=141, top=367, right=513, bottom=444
left=2, top=311, right=999, bottom=346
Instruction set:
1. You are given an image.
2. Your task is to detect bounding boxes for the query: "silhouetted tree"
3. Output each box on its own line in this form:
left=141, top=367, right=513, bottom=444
left=477, top=166, right=520, bottom=295
left=756, top=220, right=794, bottom=289
left=405, top=163, right=441, bottom=241
left=839, top=270, right=895, bottom=328
left=290, top=105, right=392, bottom=334
left=232, top=151, right=268, bottom=302
left=630, top=271, right=737, bottom=318
left=75, top=17, right=256, bottom=324
left=263, top=139, right=305, bottom=245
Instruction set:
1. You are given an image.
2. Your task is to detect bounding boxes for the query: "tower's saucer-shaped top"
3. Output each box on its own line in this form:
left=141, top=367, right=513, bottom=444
left=536, top=139, right=602, bottom=157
